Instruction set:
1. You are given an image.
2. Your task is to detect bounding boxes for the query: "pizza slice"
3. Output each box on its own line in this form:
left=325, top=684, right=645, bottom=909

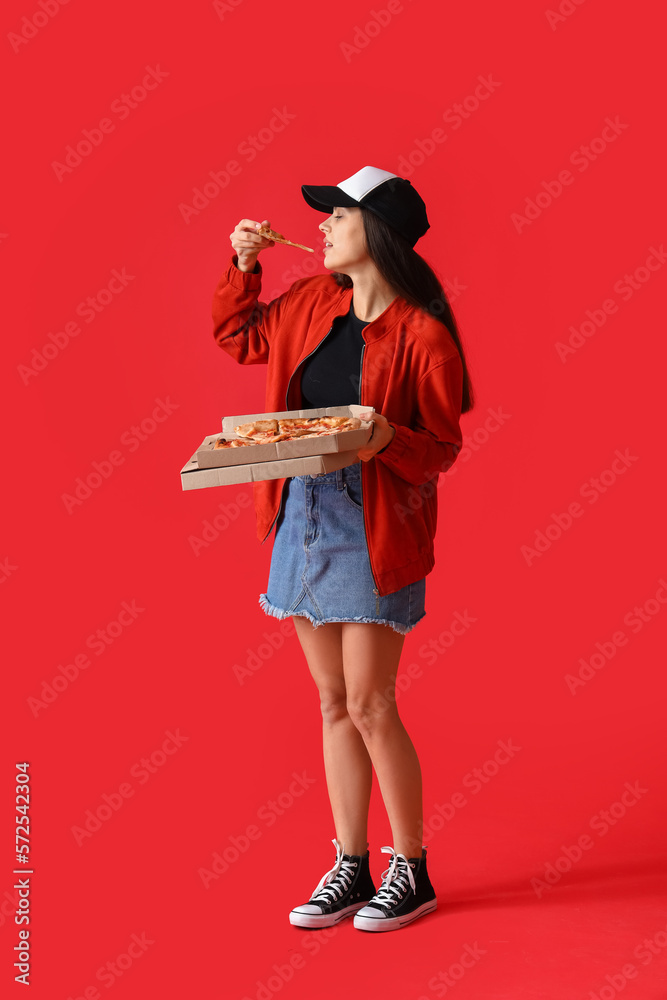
left=257, top=226, right=314, bottom=253
left=277, top=416, right=362, bottom=435
left=254, top=432, right=291, bottom=443
left=214, top=433, right=290, bottom=448
left=213, top=437, right=257, bottom=449
left=318, top=416, right=362, bottom=431
left=234, top=419, right=280, bottom=439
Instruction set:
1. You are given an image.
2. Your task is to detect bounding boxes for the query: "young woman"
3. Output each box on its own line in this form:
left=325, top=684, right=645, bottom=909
left=213, top=166, right=474, bottom=932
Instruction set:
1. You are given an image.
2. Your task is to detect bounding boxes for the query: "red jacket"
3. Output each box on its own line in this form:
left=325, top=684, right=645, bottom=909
left=212, top=255, right=464, bottom=596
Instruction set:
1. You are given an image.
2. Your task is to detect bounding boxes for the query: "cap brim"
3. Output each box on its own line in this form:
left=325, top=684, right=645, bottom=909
left=301, top=184, right=360, bottom=214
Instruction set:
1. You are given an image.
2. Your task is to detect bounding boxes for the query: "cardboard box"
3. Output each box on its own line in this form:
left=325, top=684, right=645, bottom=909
left=180, top=404, right=373, bottom=491
left=196, top=404, right=373, bottom=469
left=181, top=442, right=363, bottom=490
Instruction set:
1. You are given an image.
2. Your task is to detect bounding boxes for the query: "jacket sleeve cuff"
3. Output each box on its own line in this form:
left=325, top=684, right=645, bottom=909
left=376, top=422, right=460, bottom=484
left=374, top=355, right=464, bottom=484
left=376, top=423, right=411, bottom=463
left=224, top=254, right=263, bottom=291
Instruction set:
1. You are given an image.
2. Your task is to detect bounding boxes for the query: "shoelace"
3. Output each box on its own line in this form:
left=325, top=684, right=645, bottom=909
left=310, top=838, right=358, bottom=904
left=372, top=846, right=416, bottom=907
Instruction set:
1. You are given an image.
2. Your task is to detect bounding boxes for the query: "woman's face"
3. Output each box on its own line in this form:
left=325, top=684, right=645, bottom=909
left=319, top=206, right=369, bottom=272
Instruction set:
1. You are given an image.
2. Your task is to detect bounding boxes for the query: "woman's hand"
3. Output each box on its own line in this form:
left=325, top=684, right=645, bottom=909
left=229, top=218, right=275, bottom=272
left=356, top=410, right=396, bottom=462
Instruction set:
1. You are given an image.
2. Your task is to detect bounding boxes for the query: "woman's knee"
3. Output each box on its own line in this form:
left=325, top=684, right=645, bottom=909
left=346, top=692, right=398, bottom=737
left=319, top=688, right=349, bottom=725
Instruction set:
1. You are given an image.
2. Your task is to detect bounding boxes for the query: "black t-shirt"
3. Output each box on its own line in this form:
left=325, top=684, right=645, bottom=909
left=300, top=301, right=369, bottom=409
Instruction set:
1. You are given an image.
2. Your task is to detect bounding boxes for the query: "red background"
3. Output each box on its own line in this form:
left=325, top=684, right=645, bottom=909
left=2, top=1, right=666, bottom=997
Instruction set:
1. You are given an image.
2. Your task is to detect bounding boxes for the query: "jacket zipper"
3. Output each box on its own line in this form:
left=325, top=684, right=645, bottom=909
left=284, top=325, right=334, bottom=411
left=358, top=339, right=381, bottom=612
left=263, top=325, right=337, bottom=542
left=262, top=479, right=287, bottom=544
left=265, top=322, right=381, bottom=613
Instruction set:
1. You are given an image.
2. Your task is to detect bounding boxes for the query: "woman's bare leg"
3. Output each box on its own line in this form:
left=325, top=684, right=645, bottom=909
left=342, top=622, right=423, bottom=859
left=292, top=616, right=372, bottom=856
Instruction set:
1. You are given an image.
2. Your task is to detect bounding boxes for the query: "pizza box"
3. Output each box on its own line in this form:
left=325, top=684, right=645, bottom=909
left=195, top=404, right=374, bottom=469
left=180, top=441, right=362, bottom=491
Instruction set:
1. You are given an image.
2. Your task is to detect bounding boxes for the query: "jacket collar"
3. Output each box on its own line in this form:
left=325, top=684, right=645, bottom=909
left=328, top=284, right=413, bottom=340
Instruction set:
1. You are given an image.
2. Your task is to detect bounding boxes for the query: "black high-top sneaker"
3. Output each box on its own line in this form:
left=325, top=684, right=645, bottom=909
left=353, top=845, right=437, bottom=932
left=289, top=838, right=376, bottom=929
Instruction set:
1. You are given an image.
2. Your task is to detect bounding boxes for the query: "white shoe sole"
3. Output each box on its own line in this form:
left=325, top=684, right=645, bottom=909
left=289, top=900, right=369, bottom=929
left=353, top=898, right=437, bottom=932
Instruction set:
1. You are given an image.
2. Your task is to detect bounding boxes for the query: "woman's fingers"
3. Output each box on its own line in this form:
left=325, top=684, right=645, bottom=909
left=230, top=219, right=274, bottom=249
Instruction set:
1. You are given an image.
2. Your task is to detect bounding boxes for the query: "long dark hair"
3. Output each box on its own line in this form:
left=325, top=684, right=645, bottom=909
left=333, top=208, right=475, bottom=413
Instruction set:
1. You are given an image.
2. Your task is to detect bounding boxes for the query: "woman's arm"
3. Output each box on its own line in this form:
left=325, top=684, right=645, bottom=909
left=212, top=218, right=289, bottom=366
left=361, top=355, right=464, bottom=485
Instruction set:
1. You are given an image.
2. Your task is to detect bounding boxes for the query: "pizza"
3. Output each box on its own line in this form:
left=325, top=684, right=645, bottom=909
left=232, top=418, right=280, bottom=438
left=235, top=415, right=361, bottom=442
left=257, top=225, right=314, bottom=253
left=213, top=438, right=256, bottom=449
left=277, top=416, right=362, bottom=436
left=212, top=415, right=363, bottom=450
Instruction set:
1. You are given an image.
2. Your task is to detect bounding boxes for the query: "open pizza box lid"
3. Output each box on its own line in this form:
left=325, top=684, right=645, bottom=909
left=195, top=404, right=374, bottom=469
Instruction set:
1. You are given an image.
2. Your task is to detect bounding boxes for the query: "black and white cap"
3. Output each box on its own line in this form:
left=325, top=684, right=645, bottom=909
left=301, top=165, right=430, bottom=247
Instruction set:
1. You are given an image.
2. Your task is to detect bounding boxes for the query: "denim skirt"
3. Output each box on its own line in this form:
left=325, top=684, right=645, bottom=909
left=258, top=461, right=426, bottom=635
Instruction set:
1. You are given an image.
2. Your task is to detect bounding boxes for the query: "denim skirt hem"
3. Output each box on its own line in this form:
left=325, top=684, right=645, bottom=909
left=258, top=592, right=425, bottom=637
left=258, top=463, right=426, bottom=637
